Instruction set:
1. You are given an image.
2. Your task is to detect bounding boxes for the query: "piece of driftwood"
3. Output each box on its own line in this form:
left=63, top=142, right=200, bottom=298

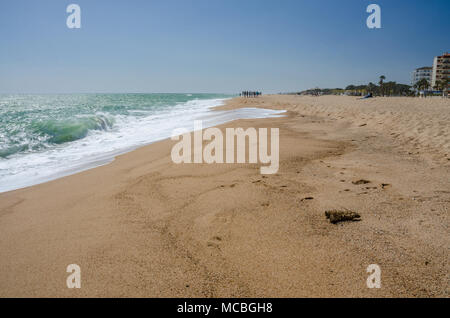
left=325, top=210, right=361, bottom=224
left=352, top=179, right=371, bottom=185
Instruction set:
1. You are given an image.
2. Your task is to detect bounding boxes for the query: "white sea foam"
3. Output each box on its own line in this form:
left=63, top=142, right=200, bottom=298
left=0, top=98, right=285, bottom=193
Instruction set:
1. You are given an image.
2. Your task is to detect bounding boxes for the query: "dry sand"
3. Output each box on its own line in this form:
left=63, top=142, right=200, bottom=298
left=0, top=95, right=448, bottom=297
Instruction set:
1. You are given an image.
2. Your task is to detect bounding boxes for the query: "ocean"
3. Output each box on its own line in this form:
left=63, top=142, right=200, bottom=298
left=0, top=93, right=284, bottom=192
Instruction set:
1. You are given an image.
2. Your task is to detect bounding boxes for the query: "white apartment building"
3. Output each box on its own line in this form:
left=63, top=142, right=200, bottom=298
left=411, top=67, right=432, bottom=87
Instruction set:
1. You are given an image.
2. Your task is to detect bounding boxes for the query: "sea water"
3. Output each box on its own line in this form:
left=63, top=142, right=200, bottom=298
left=0, top=94, right=285, bottom=192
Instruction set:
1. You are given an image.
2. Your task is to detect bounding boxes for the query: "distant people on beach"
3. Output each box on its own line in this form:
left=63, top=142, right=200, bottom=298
left=240, top=91, right=262, bottom=98
left=360, top=92, right=373, bottom=99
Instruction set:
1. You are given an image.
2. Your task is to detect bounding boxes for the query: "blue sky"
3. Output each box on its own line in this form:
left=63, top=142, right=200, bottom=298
left=0, top=0, right=449, bottom=93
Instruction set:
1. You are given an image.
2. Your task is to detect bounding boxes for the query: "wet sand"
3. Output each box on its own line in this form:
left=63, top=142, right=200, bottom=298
left=0, top=95, right=448, bottom=297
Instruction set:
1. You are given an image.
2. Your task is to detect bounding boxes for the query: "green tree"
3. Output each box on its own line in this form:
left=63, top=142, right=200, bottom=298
left=367, top=82, right=377, bottom=94
left=435, top=78, right=449, bottom=97
left=414, top=78, right=430, bottom=96
left=443, top=78, right=449, bottom=96
left=385, top=81, right=396, bottom=96
left=379, top=75, right=386, bottom=96
left=419, top=78, right=430, bottom=90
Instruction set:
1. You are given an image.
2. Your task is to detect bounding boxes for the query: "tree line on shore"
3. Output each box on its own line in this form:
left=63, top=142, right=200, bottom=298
left=299, top=75, right=448, bottom=97
left=345, top=75, right=412, bottom=96
left=412, top=78, right=448, bottom=94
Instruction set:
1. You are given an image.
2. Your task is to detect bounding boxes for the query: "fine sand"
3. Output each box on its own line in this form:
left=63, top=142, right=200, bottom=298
left=0, top=95, right=448, bottom=297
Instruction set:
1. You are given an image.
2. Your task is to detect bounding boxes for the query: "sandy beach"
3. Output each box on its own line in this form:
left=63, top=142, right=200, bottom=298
left=0, top=95, right=448, bottom=297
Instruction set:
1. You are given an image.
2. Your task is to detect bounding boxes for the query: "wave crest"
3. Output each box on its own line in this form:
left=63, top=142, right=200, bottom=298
left=32, top=114, right=115, bottom=144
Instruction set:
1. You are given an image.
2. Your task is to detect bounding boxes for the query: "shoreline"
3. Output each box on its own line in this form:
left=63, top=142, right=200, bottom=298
left=0, top=95, right=448, bottom=297
left=0, top=98, right=287, bottom=194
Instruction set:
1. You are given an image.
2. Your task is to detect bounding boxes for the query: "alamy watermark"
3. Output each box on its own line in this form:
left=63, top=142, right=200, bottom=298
left=66, top=4, right=81, bottom=29
left=66, top=4, right=381, bottom=30
left=366, top=4, right=381, bottom=29
left=66, top=264, right=81, bottom=288
left=366, top=264, right=381, bottom=288
left=171, top=121, right=279, bottom=174
left=64, top=262, right=381, bottom=290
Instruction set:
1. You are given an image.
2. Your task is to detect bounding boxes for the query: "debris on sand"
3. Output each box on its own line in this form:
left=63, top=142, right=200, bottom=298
left=325, top=210, right=361, bottom=224
left=352, top=179, right=371, bottom=185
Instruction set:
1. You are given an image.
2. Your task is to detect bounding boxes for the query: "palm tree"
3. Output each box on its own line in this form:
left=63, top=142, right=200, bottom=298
left=385, top=81, right=396, bottom=96
left=379, top=75, right=386, bottom=96
left=367, top=82, right=377, bottom=94
left=433, top=80, right=440, bottom=91
left=413, top=82, right=420, bottom=95
left=420, top=78, right=430, bottom=90
left=415, top=78, right=430, bottom=96
left=436, top=78, right=449, bottom=97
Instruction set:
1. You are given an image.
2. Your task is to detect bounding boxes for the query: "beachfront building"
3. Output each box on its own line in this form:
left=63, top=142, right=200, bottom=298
left=431, top=52, right=450, bottom=90
left=411, top=67, right=432, bottom=88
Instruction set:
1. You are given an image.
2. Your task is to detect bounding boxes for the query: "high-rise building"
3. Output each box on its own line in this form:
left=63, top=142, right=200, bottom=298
left=431, top=52, right=450, bottom=90
left=411, top=67, right=432, bottom=87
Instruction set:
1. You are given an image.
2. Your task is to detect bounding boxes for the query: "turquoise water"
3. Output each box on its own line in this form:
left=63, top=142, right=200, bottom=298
left=0, top=93, right=229, bottom=158
left=0, top=93, right=285, bottom=192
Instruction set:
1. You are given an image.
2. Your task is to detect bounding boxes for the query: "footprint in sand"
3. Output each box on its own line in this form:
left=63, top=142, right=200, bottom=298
left=352, top=179, right=371, bottom=185
left=207, top=236, right=222, bottom=249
